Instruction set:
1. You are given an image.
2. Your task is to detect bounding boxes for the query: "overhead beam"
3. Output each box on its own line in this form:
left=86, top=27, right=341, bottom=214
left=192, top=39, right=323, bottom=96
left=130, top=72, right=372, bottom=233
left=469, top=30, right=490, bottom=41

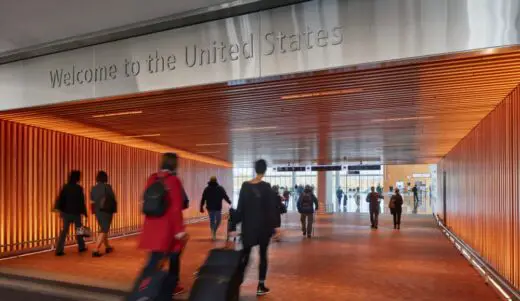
left=0, top=0, right=309, bottom=65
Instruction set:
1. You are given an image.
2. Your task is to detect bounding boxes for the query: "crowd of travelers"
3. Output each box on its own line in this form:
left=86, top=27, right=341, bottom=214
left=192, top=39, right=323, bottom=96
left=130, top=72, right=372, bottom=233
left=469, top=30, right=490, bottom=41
left=52, top=152, right=408, bottom=300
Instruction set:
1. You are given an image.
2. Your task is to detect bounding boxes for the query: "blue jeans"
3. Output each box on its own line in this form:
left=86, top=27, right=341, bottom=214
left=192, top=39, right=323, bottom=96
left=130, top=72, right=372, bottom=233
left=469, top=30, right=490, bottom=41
left=132, top=252, right=180, bottom=301
left=209, top=210, right=222, bottom=233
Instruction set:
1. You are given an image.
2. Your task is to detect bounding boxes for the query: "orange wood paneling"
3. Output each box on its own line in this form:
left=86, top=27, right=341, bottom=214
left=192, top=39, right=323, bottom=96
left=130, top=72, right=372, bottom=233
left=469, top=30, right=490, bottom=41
left=437, top=84, right=520, bottom=290
left=0, top=119, right=231, bottom=257
left=3, top=50, right=520, bottom=165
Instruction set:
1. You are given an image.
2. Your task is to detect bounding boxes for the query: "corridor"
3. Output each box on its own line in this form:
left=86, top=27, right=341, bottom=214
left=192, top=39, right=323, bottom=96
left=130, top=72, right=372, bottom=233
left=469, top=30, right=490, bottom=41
left=0, top=213, right=497, bottom=300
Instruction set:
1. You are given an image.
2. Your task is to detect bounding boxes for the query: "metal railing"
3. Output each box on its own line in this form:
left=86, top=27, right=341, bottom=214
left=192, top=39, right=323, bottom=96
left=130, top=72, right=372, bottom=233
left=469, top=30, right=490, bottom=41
left=434, top=214, right=520, bottom=301
left=0, top=215, right=211, bottom=260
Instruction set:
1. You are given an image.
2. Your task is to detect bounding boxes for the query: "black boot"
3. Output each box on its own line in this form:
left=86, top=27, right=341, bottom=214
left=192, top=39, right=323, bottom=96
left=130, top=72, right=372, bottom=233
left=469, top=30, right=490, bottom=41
left=257, top=283, right=270, bottom=296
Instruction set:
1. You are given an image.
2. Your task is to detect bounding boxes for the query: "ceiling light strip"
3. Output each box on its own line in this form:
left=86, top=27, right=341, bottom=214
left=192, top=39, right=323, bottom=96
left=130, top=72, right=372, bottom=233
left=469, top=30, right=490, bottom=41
left=126, top=133, right=161, bottom=138
left=231, top=126, right=278, bottom=132
left=92, top=110, right=143, bottom=118
left=196, top=143, right=229, bottom=147
left=281, top=88, right=363, bottom=100
left=371, top=116, right=434, bottom=123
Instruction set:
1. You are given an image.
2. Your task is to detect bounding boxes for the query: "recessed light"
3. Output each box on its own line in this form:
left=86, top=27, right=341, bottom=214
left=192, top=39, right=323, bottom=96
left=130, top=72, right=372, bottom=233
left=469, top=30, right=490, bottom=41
left=278, top=147, right=310, bottom=151
left=371, top=116, right=434, bottom=123
left=196, top=143, right=229, bottom=147
left=126, top=133, right=161, bottom=138
left=281, top=88, right=363, bottom=100
left=231, top=126, right=278, bottom=132
left=92, top=110, right=143, bottom=118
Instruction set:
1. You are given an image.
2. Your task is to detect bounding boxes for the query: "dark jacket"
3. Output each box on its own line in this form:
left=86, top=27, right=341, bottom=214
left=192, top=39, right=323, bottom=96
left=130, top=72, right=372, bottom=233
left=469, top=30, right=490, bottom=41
left=390, top=193, right=404, bottom=209
left=366, top=192, right=380, bottom=209
left=55, top=183, right=87, bottom=216
left=200, top=181, right=231, bottom=211
left=273, top=192, right=284, bottom=228
left=297, top=190, right=319, bottom=214
left=232, top=181, right=278, bottom=248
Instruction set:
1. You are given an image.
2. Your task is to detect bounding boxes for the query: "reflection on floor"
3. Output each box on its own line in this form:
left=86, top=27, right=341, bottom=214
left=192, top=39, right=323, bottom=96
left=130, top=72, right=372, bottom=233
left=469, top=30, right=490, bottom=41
left=0, top=213, right=498, bottom=301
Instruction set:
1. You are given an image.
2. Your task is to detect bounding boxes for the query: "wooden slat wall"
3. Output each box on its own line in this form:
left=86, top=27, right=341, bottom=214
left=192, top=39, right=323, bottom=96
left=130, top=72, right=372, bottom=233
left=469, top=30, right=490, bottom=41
left=437, top=84, right=520, bottom=290
left=0, top=119, right=231, bottom=256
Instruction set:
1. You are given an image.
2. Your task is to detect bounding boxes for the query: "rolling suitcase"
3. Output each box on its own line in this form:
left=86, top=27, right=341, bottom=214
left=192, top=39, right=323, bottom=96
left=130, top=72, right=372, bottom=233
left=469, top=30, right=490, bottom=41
left=189, top=247, right=243, bottom=301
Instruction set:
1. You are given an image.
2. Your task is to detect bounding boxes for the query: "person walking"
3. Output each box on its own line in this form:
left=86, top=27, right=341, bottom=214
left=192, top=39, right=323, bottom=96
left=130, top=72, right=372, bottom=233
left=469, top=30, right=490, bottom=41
left=354, top=187, right=361, bottom=212
left=389, top=188, right=404, bottom=230
left=230, top=159, right=279, bottom=296
left=282, top=188, right=290, bottom=208
left=366, top=186, right=381, bottom=229
left=297, top=185, right=319, bottom=238
left=199, top=176, right=231, bottom=241
left=336, top=186, right=344, bottom=208
left=90, top=171, right=117, bottom=257
left=54, top=170, right=88, bottom=256
left=412, top=184, right=419, bottom=213
left=132, top=153, right=189, bottom=301
left=376, top=184, right=383, bottom=200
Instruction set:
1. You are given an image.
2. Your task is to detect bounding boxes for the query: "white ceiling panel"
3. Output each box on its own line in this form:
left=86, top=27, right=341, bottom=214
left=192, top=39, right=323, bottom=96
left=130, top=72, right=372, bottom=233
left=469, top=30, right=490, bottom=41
left=0, top=0, right=230, bottom=53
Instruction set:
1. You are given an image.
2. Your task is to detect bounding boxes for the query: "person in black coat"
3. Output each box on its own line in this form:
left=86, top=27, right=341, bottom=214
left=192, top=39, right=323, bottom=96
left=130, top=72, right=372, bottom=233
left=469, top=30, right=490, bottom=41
left=199, top=176, right=231, bottom=240
left=231, top=159, right=278, bottom=297
left=54, top=170, right=88, bottom=256
left=389, top=188, right=404, bottom=230
left=297, top=185, right=319, bottom=238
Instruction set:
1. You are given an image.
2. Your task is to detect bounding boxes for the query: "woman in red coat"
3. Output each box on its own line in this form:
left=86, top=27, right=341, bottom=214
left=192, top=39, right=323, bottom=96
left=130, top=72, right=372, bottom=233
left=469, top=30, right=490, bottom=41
left=132, top=153, right=188, bottom=300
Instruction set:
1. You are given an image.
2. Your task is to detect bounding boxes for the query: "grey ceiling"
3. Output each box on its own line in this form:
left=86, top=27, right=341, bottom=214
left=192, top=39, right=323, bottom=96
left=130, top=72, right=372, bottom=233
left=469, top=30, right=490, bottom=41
left=0, top=0, right=231, bottom=54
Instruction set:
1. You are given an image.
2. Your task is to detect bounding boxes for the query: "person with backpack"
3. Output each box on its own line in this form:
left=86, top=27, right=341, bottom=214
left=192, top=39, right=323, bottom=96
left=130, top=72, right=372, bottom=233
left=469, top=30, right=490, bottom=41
left=54, top=170, right=88, bottom=256
left=131, top=153, right=189, bottom=301
left=230, top=159, right=279, bottom=296
left=297, top=185, right=319, bottom=238
left=389, top=188, right=404, bottom=230
left=366, top=186, right=381, bottom=229
left=90, top=171, right=117, bottom=257
left=199, top=176, right=231, bottom=241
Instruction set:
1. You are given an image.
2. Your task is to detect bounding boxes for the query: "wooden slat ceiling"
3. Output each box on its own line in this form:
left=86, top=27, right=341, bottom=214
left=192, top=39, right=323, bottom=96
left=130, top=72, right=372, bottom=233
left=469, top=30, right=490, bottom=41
left=2, top=49, right=520, bottom=166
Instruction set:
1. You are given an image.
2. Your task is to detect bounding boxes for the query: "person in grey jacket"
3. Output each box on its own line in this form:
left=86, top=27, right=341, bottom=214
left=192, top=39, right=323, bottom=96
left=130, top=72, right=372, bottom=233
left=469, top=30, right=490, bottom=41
left=90, top=171, right=117, bottom=257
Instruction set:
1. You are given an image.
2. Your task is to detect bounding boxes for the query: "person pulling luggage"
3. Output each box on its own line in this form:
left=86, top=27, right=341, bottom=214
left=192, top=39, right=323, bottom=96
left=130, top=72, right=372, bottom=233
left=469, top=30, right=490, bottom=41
left=128, top=153, right=189, bottom=301
left=230, top=159, right=279, bottom=296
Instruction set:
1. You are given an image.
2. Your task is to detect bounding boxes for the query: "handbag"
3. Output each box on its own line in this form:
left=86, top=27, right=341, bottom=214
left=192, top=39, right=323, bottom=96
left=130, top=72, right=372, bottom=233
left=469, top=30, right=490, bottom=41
left=100, top=184, right=117, bottom=213
left=76, top=225, right=92, bottom=238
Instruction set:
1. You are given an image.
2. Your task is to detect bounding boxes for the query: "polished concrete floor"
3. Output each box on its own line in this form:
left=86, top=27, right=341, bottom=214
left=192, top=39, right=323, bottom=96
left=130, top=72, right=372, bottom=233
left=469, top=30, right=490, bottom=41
left=0, top=213, right=498, bottom=301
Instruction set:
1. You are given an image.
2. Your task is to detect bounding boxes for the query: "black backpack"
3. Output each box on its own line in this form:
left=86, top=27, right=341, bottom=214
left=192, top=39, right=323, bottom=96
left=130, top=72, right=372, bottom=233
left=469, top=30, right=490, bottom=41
left=143, top=176, right=169, bottom=217
left=300, top=193, right=313, bottom=213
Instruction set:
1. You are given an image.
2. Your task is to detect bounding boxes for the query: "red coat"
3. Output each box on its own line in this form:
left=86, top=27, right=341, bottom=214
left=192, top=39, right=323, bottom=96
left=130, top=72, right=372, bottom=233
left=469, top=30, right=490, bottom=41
left=139, top=171, right=185, bottom=253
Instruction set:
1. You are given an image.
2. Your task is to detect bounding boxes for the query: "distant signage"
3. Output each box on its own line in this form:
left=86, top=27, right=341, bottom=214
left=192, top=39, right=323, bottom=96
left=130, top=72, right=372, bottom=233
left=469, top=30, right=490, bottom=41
left=348, top=170, right=360, bottom=175
left=276, top=166, right=306, bottom=172
left=311, top=165, right=342, bottom=171
left=413, top=173, right=431, bottom=178
left=276, top=165, right=346, bottom=172
left=348, top=165, right=381, bottom=171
